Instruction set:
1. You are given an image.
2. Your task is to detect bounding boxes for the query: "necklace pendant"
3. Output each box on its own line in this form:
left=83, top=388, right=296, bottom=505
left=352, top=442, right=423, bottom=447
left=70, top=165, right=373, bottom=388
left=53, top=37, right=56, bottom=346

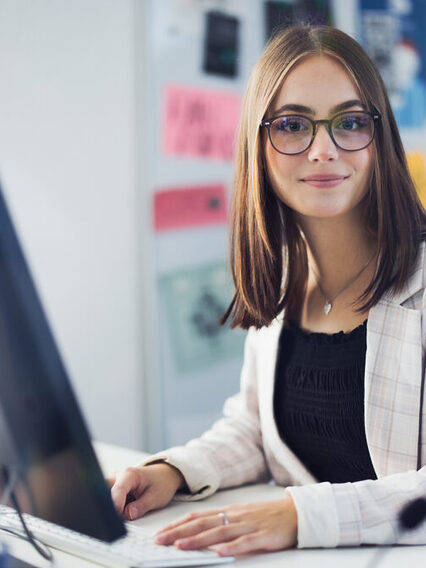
left=324, top=301, right=332, bottom=315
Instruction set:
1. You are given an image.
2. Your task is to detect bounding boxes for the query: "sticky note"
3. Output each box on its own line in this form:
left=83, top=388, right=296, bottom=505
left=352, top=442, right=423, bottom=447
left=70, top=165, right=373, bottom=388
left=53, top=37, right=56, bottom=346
left=407, top=152, right=426, bottom=205
left=162, top=85, right=240, bottom=160
left=154, top=184, right=227, bottom=231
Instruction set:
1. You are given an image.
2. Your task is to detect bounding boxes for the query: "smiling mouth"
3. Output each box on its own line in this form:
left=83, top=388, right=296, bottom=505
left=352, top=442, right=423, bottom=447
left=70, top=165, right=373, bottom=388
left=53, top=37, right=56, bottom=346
left=300, top=175, right=349, bottom=182
left=299, top=176, right=350, bottom=188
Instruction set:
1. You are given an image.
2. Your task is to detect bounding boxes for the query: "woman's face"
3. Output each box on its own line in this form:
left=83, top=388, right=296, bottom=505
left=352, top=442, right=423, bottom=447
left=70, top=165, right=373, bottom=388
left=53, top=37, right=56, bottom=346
left=263, top=55, right=374, bottom=221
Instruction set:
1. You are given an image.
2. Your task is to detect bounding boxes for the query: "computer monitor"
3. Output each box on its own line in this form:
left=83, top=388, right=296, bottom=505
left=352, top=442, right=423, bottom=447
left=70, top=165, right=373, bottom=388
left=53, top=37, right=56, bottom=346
left=0, top=182, right=126, bottom=542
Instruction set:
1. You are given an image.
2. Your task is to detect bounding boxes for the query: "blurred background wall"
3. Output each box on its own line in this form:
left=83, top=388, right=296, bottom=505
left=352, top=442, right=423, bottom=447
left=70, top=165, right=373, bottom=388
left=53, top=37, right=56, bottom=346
left=0, top=0, right=143, bottom=448
left=0, top=0, right=424, bottom=452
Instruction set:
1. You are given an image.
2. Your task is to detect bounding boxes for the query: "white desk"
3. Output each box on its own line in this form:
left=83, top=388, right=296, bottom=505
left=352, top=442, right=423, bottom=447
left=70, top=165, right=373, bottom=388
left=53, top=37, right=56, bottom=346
left=1, top=441, right=425, bottom=567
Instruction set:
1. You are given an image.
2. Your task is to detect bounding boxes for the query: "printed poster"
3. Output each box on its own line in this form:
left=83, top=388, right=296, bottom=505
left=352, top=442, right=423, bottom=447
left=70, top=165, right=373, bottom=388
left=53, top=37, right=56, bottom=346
left=361, top=0, right=426, bottom=128
left=160, top=262, right=246, bottom=374
left=162, top=85, right=240, bottom=160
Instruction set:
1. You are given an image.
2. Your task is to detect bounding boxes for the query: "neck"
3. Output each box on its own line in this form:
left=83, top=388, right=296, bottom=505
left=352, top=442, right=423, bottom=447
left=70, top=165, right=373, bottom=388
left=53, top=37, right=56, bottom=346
left=296, top=209, right=377, bottom=295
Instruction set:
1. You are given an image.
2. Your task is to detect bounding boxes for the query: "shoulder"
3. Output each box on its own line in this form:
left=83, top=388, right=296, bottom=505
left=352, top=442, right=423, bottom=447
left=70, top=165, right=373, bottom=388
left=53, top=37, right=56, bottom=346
left=407, top=240, right=426, bottom=310
left=379, top=241, right=426, bottom=310
left=247, top=312, right=283, bottom=351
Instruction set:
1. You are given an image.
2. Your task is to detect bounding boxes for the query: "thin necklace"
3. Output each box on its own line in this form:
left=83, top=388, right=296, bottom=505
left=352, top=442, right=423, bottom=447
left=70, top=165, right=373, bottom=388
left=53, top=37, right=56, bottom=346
left=311, top=254, right=375, bottom=316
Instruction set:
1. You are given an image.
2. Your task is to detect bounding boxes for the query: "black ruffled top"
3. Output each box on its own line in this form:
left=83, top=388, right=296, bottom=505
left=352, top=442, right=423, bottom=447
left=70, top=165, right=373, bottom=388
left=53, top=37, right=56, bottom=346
left=273, top=320, right=377, bottom=483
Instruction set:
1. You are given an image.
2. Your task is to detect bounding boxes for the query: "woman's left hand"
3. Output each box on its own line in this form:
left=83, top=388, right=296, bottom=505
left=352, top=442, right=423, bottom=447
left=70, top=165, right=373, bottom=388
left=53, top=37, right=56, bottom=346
left=154, top=494, right=298, bottom=556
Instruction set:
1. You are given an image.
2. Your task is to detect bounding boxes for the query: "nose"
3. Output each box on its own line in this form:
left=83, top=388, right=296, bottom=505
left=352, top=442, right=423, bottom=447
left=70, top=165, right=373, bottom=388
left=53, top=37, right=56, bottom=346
left=307, top=123, right=338, bottom=162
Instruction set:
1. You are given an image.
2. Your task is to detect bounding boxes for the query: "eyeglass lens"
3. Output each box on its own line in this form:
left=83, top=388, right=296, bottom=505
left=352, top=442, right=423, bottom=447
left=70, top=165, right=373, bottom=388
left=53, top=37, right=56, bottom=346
left=269, top=111, right=375, bottom=154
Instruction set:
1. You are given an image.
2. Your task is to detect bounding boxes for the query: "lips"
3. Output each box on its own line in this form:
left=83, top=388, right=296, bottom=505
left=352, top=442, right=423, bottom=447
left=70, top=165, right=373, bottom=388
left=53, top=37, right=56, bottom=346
left=301, top=174, right=348, bottom=181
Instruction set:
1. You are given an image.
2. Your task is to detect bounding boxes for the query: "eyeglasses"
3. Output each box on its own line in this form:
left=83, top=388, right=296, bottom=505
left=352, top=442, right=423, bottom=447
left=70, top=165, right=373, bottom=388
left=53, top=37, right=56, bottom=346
left=260, top=110, right=381, bottom=155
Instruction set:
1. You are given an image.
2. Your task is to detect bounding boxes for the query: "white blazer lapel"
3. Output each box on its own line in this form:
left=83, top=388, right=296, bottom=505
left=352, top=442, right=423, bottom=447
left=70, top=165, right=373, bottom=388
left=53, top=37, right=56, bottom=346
left=365, top=254, right=424, bottom=477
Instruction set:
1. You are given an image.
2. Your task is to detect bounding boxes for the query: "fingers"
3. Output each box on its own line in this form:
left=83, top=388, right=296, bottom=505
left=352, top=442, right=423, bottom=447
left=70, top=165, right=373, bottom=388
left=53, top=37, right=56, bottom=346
left=155, top=512, right=260, bottom=555
left=156, top=514, right=230, bottom=545
left=110, top=467, right=147, bottom=517
left=124, top=491, right=156, bottom=520
left=156, top=509, right=224, bottom=534
left=105, top=475, right=116, bottom=489
left=156, top=515, right=250, bottom=552
left=175, top=525, right=247, bottom=551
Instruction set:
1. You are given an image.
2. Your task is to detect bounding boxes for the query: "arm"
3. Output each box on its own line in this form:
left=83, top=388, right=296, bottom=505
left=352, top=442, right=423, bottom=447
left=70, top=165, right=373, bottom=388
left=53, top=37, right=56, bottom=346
left=110, top=328, right=270, bottom=519
left=286, top=466, right=426, bottom=547
left=144, top=327, right=270, bottom=500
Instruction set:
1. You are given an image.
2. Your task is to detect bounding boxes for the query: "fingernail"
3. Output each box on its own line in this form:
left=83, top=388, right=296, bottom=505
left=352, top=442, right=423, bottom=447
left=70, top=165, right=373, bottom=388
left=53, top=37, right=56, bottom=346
left=155, top=534, right=167, bottom=544
left=217, top=546, right=230, bottom=556
left=128, top=505, right=137, bottom=520
left=176, top=539, right=190, bottom=548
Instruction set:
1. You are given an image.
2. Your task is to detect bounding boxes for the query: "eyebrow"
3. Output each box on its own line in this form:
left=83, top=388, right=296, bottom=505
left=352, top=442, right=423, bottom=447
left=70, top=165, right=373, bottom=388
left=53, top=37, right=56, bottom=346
left=272, top=99, right=367, bottom=117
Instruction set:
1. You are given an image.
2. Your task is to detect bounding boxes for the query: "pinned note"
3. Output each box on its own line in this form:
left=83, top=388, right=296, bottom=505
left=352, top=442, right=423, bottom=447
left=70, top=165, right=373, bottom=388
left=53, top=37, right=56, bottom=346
left=154, top=184, right=227, bottom=231
left=162, top=85, right=240, bottom=160
left=160, top=262, right=246, bottom=374
left=407, top=151, right=426, bottom=206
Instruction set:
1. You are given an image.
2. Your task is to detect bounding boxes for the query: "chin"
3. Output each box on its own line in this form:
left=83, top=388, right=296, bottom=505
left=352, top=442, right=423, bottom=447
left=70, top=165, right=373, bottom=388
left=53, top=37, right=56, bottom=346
left=296, top=201, right=353, bottom=219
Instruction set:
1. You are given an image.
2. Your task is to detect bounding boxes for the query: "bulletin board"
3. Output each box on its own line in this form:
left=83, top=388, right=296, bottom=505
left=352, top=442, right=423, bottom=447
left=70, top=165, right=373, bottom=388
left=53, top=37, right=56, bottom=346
left=141, top=0, right=264, bottom=449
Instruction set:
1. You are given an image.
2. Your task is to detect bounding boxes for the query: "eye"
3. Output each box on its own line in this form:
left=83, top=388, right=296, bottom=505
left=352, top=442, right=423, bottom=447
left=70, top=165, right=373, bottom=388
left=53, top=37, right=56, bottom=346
left=334, top=113, right=369, bottom=131
left=272, top=116, right=310, bottom=134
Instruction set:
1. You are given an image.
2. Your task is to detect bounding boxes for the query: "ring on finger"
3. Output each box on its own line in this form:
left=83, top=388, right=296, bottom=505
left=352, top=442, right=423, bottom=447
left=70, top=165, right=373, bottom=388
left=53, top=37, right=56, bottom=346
left=217, top=512, right=230, bottom=526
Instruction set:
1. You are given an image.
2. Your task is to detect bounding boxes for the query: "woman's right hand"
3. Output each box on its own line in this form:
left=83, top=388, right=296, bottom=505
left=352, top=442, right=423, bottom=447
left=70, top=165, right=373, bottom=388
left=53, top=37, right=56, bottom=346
left=107, top=463, right=186, bottom=520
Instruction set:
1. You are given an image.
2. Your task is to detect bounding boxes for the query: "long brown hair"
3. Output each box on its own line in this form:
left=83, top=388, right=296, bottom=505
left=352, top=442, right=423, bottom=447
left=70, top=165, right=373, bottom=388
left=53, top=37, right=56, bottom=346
left=221, top=24, right=426, bottom=330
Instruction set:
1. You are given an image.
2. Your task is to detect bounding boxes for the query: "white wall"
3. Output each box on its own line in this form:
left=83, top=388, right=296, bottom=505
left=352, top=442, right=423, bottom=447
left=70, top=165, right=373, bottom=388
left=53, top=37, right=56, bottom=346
left=0, top=0, right=145, bottom=448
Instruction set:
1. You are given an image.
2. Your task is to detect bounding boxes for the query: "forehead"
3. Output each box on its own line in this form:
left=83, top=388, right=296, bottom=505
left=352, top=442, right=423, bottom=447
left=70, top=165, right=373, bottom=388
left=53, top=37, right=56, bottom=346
left=271, top=54, right=362, bottom=115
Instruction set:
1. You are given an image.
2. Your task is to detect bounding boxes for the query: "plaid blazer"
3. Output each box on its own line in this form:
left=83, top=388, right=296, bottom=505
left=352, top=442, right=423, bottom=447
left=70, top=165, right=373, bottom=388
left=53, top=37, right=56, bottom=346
left=147, top=242, right=426, bottom=548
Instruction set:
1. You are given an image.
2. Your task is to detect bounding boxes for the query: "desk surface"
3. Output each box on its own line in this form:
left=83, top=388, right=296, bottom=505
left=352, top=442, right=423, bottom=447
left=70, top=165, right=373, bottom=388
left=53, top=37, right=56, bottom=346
left=2, top=441, right=425, bottom=567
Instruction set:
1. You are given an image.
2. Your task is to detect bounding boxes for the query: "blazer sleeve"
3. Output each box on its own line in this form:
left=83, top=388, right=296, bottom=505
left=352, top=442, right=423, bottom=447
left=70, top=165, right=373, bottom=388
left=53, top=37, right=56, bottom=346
left=143, top=327, right=270, bottom=501
left=286, top=466, right=426, bottom=547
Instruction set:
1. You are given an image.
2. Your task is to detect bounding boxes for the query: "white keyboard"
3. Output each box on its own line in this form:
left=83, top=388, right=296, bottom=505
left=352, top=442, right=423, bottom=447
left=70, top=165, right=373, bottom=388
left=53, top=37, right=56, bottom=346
left=0, top=506, right=234, bottom=567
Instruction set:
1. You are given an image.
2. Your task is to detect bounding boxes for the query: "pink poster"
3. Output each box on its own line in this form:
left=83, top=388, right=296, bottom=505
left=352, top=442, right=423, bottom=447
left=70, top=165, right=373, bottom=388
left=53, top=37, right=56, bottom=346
left=154, top=184, right=227, bottom=231
left=162, top=85, right=240, bottom=160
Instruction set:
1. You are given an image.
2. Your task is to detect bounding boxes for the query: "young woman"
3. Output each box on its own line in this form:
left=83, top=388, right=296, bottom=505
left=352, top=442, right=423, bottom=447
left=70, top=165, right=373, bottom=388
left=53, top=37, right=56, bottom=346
left=110, top=24, right=426, bottom=554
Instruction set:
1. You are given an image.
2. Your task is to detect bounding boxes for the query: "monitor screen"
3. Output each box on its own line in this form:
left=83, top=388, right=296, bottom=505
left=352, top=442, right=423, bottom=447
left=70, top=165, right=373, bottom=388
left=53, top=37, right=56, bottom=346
left=0, top=183, right=125, bottom=542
